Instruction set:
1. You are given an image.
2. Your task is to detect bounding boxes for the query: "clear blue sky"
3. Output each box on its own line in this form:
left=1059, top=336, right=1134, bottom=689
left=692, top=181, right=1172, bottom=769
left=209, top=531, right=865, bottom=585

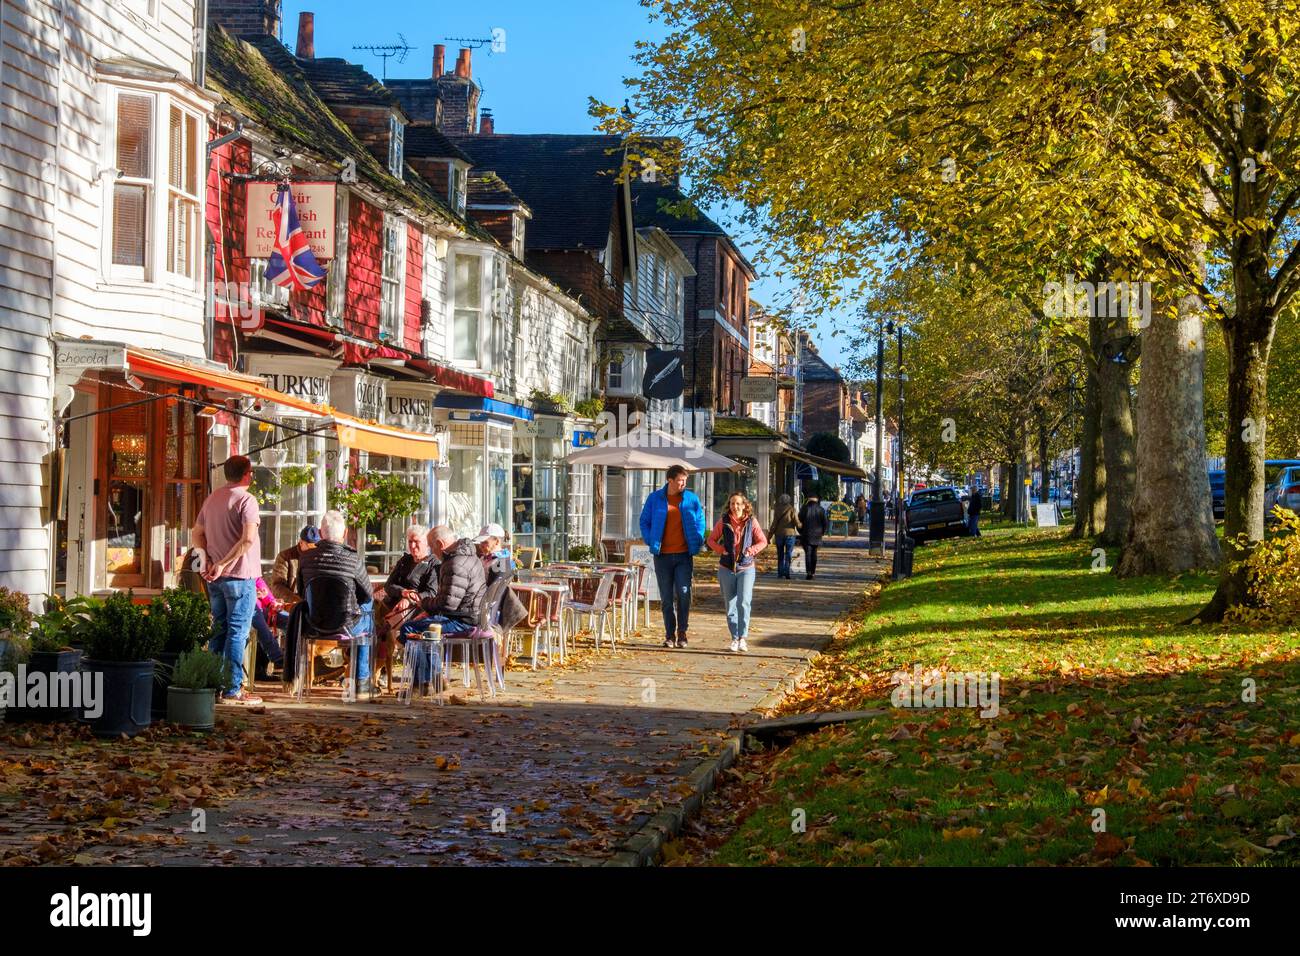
left=281, top=0, right=855, bottom=370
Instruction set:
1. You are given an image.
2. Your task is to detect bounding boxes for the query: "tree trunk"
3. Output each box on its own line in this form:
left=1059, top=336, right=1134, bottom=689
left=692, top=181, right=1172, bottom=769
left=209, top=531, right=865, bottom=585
left=1072, top=357, right=1106, bottom=538
left=592, top=464, right=606, bottom=556
left=1199, top=316, right=1274, bottom=618
left=1038, top=416, right=1051, bottom=504
left=1094, top=315, right=1136, bottom=546
left=1000, top=457, right=1015, bottom=518
left=1117, top=280, right=1221, bottom=576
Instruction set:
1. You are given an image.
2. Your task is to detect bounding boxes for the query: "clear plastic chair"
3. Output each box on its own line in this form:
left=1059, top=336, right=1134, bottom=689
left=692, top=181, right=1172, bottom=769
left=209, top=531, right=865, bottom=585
left=397, top=626, right=444, bottom=706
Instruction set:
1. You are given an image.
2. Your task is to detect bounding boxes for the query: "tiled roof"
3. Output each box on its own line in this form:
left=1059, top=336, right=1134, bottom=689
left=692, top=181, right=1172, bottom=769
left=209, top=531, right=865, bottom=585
left=206, top=26, right=487, bottom=240
left=801, top=348, right=843, bottom=383
left=468, top=171, right=528, bottom=211
left=630, top=180, right=726, bottom=235
left=448, top=134, right=627, bottom=250
left=292, top=55, right=406, bottom=114
left=405, top=122, right=473, bottom=164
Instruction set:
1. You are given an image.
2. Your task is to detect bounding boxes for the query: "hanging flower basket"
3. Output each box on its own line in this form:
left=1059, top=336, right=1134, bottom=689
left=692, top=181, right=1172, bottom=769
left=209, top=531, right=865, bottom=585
left=327, top=472, right=424, bottom=528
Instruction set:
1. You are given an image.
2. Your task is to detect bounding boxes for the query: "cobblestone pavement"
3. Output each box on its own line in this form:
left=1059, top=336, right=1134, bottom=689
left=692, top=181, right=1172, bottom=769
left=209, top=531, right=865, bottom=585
left=72, top=541, right=883, bottom=865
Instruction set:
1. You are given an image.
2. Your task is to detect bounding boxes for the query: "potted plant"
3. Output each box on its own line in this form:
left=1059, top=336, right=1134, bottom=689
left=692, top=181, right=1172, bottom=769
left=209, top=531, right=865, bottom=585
left=166, top=648, right=230, bottom=731
left=80, top=591, right=164, bottom=738
left=0, top=590, right=33, bottom=726
left=149, top=588, right=213, bottom=720
left=7, top=595, right=93, bottom=723
left=574, top=397, right=605, bottom=421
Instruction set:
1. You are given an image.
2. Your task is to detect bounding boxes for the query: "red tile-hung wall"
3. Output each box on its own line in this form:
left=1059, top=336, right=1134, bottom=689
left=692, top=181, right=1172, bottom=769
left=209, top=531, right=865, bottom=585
left=347, top=196, right=383, bottom=345
left=404, top=223, right=423, bottom=352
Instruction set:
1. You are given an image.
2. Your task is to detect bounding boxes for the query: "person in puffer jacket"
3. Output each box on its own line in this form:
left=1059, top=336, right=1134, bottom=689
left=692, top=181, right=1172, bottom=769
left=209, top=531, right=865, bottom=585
left=399, top=526, right=488, bottom=685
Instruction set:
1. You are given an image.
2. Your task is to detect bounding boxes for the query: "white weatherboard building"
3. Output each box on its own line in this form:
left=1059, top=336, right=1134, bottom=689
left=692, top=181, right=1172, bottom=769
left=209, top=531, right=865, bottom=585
left=0, top=0, right=213, bottom=602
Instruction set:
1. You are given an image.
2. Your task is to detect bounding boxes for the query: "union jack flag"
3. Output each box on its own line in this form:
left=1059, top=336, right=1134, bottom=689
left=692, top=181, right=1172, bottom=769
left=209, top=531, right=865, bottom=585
left=265, top=184, right=327, bottom=292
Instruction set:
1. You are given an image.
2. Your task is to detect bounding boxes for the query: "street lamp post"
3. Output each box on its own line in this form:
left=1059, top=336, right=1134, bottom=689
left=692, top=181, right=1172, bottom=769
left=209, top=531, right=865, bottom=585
left=870, top=315, right=886, bottom=550
left=887, top=320, right=910, bottom=580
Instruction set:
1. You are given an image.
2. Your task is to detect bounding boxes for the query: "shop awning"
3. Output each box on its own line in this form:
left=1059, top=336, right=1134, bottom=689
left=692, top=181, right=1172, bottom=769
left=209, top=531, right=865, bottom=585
left=123, top=347, right=441, bottom=460
left=784, top=447, right=869, bottom=480
left=435, top=393, right=534, bottom=421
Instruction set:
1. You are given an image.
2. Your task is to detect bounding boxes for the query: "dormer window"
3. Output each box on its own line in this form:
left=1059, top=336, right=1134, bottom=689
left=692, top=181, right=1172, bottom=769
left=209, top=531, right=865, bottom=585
left=449, top=163, right=467, bottom=216
left=388, top=114, right=404, bottom=178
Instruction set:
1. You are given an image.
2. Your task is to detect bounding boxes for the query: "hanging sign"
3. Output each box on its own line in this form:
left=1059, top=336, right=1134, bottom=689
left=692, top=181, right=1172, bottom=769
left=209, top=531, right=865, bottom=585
left=738, top=375, right=777, bottom=404
left=244, top=181, right=337, bottom=260
left=642, top=349, right=684, bottom=401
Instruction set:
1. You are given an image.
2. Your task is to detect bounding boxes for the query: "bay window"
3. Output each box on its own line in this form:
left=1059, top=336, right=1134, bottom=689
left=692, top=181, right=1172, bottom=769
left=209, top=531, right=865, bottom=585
left=105, top=84, right=203, bottom=286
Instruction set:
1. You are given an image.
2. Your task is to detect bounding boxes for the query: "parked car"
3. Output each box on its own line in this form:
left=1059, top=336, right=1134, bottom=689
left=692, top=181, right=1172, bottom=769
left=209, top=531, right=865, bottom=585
left=1207, top=470, right=1225, bottom=520
left=904, top=486, right=969, bottom=544
left=1264, top=464, right=1300, bottom=521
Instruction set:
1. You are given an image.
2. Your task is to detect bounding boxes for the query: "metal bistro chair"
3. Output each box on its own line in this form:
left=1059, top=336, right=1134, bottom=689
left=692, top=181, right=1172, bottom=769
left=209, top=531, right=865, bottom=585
left=565, top=569, right=617, bottom=651
left=294, top=577, right=376, bottom=704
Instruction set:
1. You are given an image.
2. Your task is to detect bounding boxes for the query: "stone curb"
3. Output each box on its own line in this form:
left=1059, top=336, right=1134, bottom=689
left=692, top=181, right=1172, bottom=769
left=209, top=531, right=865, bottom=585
left=602, top=645, right=826, bottom=868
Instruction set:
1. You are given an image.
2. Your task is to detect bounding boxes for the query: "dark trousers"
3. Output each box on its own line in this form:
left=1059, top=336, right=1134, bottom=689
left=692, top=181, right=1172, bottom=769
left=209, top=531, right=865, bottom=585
left=653, top=551, right=694, bottom=637
left=803, top=544, right=820, bottom=577
left=251, top=608, right=284, bottom=668
left=776, top=535, right=797, bottom=578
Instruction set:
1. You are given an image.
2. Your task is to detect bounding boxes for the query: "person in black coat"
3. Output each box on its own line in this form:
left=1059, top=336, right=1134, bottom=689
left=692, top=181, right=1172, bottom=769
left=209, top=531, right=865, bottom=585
left=968, top=488, right=983, bottom=537
left=293, top=509, right=375, bottom=686
left=798, top=496, right=830, bottom=579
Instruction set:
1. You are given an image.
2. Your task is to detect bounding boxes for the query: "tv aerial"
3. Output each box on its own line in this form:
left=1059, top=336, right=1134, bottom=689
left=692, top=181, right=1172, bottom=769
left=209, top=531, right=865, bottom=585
left=353, top=33, right=413, bottom=79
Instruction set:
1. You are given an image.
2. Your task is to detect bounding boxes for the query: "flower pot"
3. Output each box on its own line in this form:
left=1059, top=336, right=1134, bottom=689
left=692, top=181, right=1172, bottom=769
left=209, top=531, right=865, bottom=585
left=7, top=649, right=83, bottom=723
left=81, top=659, right=154, bottom=738
left=151, top=651, right=182, bottom=720
left=166, top=686, right=217, bottom=731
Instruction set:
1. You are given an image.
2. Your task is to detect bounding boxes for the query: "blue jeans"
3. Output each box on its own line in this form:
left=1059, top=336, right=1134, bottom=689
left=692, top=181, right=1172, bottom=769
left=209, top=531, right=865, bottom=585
left=250, top=608, right=284, bottom=667
left=718, top=565, right=756, bottom=639
left=653, top=551, right=694, bottom=638
left=399, top=615, right=474, bottom=684
left=208, top=577, right=257, bottom=695
left=968, top=514, right=980, bottom=536
left=776, top=535, right=797, bottom=578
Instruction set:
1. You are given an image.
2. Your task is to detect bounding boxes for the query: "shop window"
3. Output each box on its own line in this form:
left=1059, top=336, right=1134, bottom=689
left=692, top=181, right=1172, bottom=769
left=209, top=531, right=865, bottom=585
left=512, top=432, right=566, bottom=561
left=103, top=406, right=149, bottom=587
left=603, top=467, right=626, bottom=539
left=448, top=446, right=484, bottom=539
left=249, top=419, right=331, bottom=574
left=359, top=453, right=431, bottom=573
left=566, top=464, right=593, bottom=556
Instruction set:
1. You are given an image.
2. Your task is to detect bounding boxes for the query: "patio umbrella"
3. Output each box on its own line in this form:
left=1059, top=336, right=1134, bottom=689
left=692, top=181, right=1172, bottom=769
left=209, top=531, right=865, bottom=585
left=565, top=428, right=745, bottom=472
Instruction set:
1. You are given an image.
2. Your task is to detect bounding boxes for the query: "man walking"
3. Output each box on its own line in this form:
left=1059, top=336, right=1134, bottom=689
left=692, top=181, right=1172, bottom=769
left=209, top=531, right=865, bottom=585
left=798, top=494, right=829, bottom=580
left=192, top=455, right=262, bottom=705
left=639, top=464, right=706, bottom=648
left=968, top=486, right=983, bottom=537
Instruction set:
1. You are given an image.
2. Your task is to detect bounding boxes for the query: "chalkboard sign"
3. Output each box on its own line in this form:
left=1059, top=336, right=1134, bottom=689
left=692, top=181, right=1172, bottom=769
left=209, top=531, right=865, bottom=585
left=625, top=542, right=660, bottom=601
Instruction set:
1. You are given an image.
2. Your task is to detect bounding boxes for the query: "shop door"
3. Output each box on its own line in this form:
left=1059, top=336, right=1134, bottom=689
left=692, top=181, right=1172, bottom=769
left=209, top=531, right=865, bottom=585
left=96, top=381, right=150, bottom=589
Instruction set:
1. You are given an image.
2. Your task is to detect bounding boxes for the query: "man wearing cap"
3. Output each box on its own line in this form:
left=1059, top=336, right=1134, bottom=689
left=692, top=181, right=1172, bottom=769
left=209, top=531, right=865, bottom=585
left=474, top=522, right=513, bottom=577
left=271, top=525, right=319, bottom=623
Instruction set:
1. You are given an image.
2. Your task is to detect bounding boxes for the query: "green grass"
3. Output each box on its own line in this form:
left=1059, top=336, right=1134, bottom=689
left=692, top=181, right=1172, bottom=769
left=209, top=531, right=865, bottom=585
left=709, top=525, right=1300, bottom=866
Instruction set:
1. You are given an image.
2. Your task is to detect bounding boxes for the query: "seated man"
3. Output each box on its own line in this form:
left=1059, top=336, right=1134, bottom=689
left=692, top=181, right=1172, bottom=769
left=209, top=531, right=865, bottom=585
left=399, top=525, right=487, bottom=688
left=374, top=523, right=439, bottom=687
left=474, top=522, right=513, bottom=579
left=271, top=525, right=318, bottom=628
left=296, top=509, right=374, bottom=688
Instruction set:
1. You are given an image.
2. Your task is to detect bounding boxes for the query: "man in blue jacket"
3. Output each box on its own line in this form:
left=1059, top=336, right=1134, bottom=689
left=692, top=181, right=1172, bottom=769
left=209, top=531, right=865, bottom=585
left=639, top=464, right=707, bottom=648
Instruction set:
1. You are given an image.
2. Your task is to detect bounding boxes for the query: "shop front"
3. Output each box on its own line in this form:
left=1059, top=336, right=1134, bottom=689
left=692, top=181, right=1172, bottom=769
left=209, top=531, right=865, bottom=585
left=511, top=417, right=596, bottom=562
left=435, top=395, right=533, bottom=542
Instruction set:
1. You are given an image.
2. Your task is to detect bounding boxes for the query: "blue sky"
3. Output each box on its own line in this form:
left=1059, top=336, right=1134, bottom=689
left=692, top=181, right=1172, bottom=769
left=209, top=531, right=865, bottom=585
left=281, top=0, right=854, bottom=370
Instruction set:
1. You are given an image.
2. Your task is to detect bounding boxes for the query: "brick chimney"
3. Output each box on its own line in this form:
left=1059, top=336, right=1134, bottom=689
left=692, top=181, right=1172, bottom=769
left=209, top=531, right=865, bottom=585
left=209, top=0, right=282, bottom=38
left=433, top=44, right=445, bottom=77
left=479, top=108, right=494, bottom=134
left=455, top=48, right=472, bottom=78
left=295, top=12, right=315, bottom=59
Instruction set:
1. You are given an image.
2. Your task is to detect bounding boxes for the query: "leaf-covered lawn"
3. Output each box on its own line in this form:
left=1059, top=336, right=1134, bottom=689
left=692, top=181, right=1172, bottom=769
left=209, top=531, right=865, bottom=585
left=696, top=526, right=1300, bottom=866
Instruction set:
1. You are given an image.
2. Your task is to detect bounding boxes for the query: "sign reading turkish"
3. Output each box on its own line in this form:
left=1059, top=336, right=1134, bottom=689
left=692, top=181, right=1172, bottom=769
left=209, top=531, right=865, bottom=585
left=244, top=182, right=336, bottom=260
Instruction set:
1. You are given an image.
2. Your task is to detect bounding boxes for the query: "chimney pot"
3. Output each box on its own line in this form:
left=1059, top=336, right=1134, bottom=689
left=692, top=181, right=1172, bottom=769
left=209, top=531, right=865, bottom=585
left=479, top=109, right=494, bottom=134
left=433, top=44, right=446, bottom=77
left=295, top=11, right=315, bottom=59
left=456, top=47, right=472, bottom=79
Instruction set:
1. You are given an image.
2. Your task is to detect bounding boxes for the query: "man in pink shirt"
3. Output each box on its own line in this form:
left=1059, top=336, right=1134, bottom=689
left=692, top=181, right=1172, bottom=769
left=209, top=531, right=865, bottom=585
left=192, top=455, right=263, bottom=704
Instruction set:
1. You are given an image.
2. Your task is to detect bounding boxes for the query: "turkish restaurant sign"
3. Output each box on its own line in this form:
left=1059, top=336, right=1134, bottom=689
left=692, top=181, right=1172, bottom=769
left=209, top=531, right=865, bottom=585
left=244, top=182, right=337, bottom=260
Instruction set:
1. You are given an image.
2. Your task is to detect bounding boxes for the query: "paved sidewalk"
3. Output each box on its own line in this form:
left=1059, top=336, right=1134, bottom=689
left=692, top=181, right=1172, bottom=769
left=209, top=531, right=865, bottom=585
left=78, top=541, right=883, bottom=866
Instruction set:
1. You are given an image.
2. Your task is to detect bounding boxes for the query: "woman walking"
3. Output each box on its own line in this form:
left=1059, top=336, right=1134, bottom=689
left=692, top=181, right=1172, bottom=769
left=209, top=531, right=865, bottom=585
left=798, top=494, right=829, bottom=580
left=768, top=494, right=801, bottom=579
left=706, top=493, right=768, bottom=653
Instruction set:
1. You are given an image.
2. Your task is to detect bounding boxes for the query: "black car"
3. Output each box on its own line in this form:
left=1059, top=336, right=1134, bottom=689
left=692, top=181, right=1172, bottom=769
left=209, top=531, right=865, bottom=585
left=904, top=486, right=969, bottom=544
